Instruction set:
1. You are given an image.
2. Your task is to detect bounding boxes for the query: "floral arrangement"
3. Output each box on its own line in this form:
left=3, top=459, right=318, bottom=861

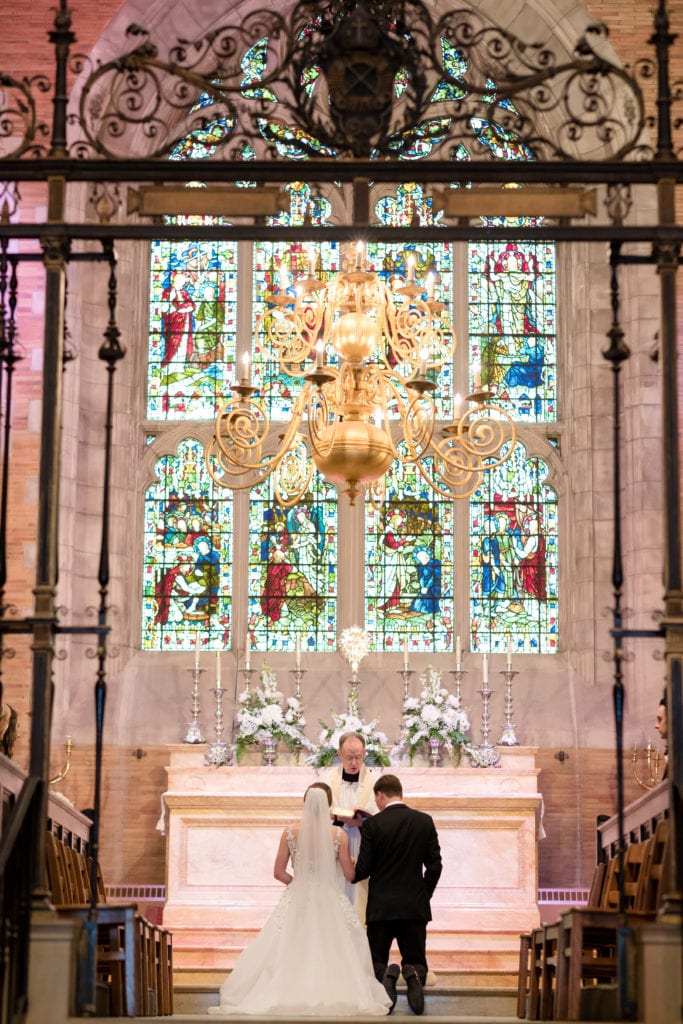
left=308, top=710, right=391, bottom=769
left=339, top=626, right=370, bottom=676
left=393, top=666, right=472, bottom=764
left=234, top=664, right=316, bottom=762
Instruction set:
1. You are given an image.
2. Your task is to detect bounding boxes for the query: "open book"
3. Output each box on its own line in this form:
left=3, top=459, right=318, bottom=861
left=331, top=806, right=374, bottom=820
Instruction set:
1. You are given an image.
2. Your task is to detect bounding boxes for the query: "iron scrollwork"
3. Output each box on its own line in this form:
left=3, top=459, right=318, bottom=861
left=66, top=0, right=648, bottom=164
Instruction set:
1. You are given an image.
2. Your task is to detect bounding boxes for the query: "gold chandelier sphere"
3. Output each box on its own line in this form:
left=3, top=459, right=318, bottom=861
left=330, top=311, right=381, bottom=362
left=312, top=419, right=395, bottom=503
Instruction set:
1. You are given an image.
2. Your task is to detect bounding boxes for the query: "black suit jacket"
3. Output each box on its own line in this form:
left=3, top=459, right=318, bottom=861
left=354, top=802, right=442, bottom=922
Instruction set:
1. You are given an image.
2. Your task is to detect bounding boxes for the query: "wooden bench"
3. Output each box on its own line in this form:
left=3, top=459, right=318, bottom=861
left=45, top=833, right=173, bottom=1016
left=519, top=817, right=671, bottom=1021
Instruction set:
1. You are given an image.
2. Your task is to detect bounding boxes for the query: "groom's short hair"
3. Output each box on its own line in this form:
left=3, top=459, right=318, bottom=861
left=374, top=774, right=403, bottom=798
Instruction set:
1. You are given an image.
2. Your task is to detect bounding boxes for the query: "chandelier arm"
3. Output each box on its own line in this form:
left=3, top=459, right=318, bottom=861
left=459, top=404, right=518, bottom=462
left=412, top=451, right=484, bottom=501
left=208, top=387, right=310, bottom=491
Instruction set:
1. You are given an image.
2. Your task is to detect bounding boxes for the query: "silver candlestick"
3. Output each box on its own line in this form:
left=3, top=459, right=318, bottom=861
left=183, top=666, right=205, bottom=743
left=472, top=687, right=500, bottom=767
left=449, top=668, right=467, bottom=708
left=498, top=669, right=520, bottom=746
left=241, top=666, right=255, bottom=695
left=204, top=686, right=233, bottom=766
left=290, top=668, right=305, bottom=701
left=348, top=672, right=360, bottom=716
left=399, top=669, right=414, bottom=701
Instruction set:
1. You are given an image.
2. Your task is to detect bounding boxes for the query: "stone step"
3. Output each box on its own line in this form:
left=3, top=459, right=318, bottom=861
left=172, top=984, right=520, bottom=1018
left=172, top=965, right=519, bottom=989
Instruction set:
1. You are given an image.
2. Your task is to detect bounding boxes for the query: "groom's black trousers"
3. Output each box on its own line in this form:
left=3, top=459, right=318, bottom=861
left=366, top=919, right=428, bottom=982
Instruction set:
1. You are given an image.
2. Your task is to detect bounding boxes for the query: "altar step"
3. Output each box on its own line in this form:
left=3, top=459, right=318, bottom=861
left=172, top=983, right=520, bottom=1018
left=170, top=926, right=524, bottom=986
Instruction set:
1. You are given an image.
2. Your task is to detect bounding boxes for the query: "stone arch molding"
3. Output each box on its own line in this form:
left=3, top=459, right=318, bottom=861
left=68, top=0, right=644, bottom=164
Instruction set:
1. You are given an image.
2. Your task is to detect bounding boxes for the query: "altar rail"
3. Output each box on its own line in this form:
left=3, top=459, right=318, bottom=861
left=597, top=780, right=669, bottom=860
left=0, top=752, right=91, bottom=851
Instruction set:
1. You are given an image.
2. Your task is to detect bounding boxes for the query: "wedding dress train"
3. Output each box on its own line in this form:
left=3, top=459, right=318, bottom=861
left=209, top=788, right=390, bottom=1016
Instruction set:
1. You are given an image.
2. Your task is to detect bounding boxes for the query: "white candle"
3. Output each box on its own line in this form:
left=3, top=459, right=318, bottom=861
left=355, top=241, right=364, bottom=270
left=315, top=340, right=324, bottom=369
left=403, top=639, right=409, bottom=671
left=241, top=351, right=251, bottom=385
left=482, top=653, right=488, bottom=684
left=419, top=347, right=428, bottom=376
left=507, top=639, right=512, bottom=670
left=279, top=263, right=289, bottom=293
left=245, top=633, right=250, bottom=671
left=407, top=253, right=415, bottom=284
left=426, top=271, right=435, bottom=300
left=456, top=635, right=461, bottom=668
left=296, top=635, right=301, bottom=670
left=194, top=635, right=200, bottom=670
left=308, top=245, right=316, bottom=278
left=215, top=651, right=222, bottom=690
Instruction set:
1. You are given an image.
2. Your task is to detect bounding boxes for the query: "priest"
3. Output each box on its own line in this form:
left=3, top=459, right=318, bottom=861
left=323, top=731, right=377, bottom=921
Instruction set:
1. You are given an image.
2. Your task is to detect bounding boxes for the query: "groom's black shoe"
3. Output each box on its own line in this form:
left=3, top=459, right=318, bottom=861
left=382, top=964, right=400, bottom=1012
left=402, top=965, right=425, bottom=1015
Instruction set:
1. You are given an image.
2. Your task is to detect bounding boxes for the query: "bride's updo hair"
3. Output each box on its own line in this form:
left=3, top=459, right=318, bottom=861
left=305, top=782, right=332, bottom=806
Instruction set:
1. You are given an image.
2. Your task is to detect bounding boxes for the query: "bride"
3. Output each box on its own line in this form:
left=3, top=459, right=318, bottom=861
left=209, top=782, right=391, bottom=1016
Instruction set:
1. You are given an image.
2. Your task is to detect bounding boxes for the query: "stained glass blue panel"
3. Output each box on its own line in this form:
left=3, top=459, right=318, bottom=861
left=365, top=457, right=454, bottom=655
left=469, top=442, right=558, bottom=654
left=468, top=236, right=556, bottom=423
left=142, top=437, right=232, bottom=650
left=247, top=471, right=338, bottom=654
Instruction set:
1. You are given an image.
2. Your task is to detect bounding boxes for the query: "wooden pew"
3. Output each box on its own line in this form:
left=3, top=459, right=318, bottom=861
left=555, top=819, right=670, bottom=1020
left=45, top=833, right=173, bottom=1016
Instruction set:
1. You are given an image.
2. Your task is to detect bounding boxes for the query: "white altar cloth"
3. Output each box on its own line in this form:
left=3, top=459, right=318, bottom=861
left=161, top=747, right=542, bottom=941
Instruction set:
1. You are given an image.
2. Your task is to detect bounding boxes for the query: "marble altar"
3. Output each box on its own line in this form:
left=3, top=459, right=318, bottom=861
left=161, top=747, right=542, bottom=975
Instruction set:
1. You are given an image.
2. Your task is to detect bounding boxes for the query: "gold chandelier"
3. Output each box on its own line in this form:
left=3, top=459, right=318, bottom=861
left=207, top=244, right=516, bottom=507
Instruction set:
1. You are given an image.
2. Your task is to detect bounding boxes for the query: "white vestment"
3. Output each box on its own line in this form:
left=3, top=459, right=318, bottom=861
left=323, top=764, right=377, bottom=923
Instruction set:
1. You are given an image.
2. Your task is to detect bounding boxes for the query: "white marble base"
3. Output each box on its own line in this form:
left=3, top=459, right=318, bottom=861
left=162, top=748, right=542, bottom=974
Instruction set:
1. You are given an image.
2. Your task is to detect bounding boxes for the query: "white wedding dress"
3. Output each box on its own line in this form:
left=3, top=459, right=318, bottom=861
left=209, top=788, right=390, bottom=1016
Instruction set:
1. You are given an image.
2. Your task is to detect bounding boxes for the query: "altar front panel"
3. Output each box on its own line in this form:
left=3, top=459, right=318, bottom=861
left=162, top=749, right=542, bottom=935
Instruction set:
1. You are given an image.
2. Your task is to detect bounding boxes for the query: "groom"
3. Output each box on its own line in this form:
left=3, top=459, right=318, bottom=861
left=353, top=774, right=442, bottom=1015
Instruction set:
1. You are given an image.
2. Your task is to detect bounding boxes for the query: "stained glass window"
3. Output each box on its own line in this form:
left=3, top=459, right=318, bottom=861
left=468, top=235, right=556, bottom=423
left=253, top=184, right=338, bottom=421
left=142, top=437, right=232, bottom=650
left=147, top=235, right=238, bottom=420
left=469, top=441, right=558, bottom=655
left=365, top=456, right=454, bottom=655
left=372, top=184, right=454, bottom=419
left=247, top=471, right=338, bottom=654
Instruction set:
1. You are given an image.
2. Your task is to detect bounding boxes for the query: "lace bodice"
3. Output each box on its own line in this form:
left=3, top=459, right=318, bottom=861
left=286, top=825, right=340, bottom=865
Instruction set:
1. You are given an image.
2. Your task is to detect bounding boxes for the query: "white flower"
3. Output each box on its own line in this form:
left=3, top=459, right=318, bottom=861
left=339, top=626, right=370, bottom=674
left=394, top=666, right=472, bottom=764
left=261, top=704, right=283, bottom=726
left=421, top=705, right=441, bottom=725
